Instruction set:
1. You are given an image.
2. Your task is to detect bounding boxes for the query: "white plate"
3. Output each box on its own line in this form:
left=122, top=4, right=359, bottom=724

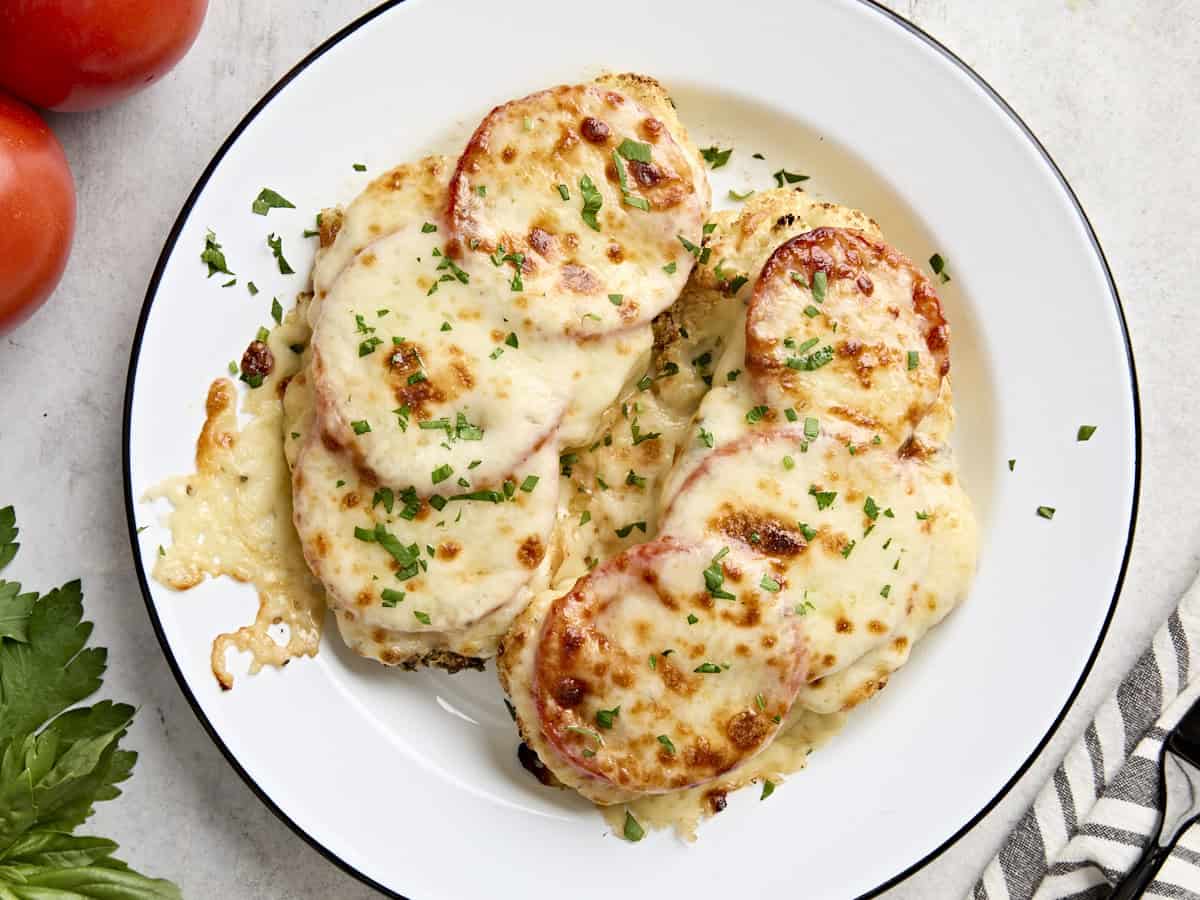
left=123, top=1, right=1140, bottom=897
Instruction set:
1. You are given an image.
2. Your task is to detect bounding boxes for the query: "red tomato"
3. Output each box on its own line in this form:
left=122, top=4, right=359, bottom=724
left=0, top=91, right=75, bottom=334
left=0, top=0, right=209, bottom=112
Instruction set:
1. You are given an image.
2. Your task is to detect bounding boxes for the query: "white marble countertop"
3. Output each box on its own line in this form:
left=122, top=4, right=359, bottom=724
left=0, top=1, right=1196, bottom=897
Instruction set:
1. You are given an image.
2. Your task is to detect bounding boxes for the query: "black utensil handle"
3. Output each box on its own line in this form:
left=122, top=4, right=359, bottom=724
left=1110, top=842, right=1172, bottom=900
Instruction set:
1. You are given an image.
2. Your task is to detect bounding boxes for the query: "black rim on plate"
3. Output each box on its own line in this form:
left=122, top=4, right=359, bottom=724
left=121, top=2, right=1142, bottom=897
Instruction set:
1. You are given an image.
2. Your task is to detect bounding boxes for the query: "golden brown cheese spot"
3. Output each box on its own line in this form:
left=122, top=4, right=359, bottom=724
left=313, top=533, right=330, bottom=559
left=355, top=589, right=373, bottom=608
left=560, top=264, right=601, bottom=294
left=606, top=243, right=624, bottom=263
left=579, top=116, right=611, bottom=144
left=517, top=535, right=545, bottom=569
left=611, top=668, right=634, bottom=689
left=867, top=619, right=887, bottom=634
left=893, top=636, right=909, bottom=652
left=529, top=227, right=555, bottom=257
left=710, top=507, right=806, bottom=557
left=705, top=788, right=728, bottom=814
left=639, top=116, right=664, bottom=142
left=857, top=273, right=874, bottom=295
left=726, top=710, right=770, bottom=750
left=371, top=627, right=387, bottom=644
left=437, top=540, right=461, bottom=560
left=360, top=251, right=377, bottom=267
left=340, top=491, right=360, bottom=510
left=554, top=676, right=587, bottom=708
left=501, top=144, right=517, bottom=163
left=318, top=207, right=344, bottom=248
left=628, top=159, right=664, bottom=187
left=836, top=617, right=853, bottom=634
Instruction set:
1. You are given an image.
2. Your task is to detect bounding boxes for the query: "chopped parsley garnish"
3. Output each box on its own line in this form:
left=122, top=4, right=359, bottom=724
left=1077, top=425, right=1097, bottom=441
left=520, top=475, right=540, bottom=493
left=356, top=522, right=422, bottom=579
left=657, top=734, right=677, bottom=755
left=566, top=725, right=603, bottom=746
left=255, top=326, right=270, bottom=343
left=596, top=706, right=620, bottom=729
left=1008, top=459, right=1016, bottom=471
left=609, top=293, right=623, bottom=305
left=809, top=485, right=837, bottom=510
left=505, top=332, right=519, bottom=348
left=916, top=510, right=930, bottom=520
left=431, top=464, right=454, bottom=485
left=413, top=610, right=431, bottom=625
left=746, top=405, right=769, bottom=424
left=785, top=408, right=799, bottom=423
left=201, top=229, right=234, bottom=277
left=772, top=168, right=809, bottom=187
left=636, top=375, right=653, bottom=392
left=227, top=361, right=238, bottom=375
left=579, top=510, right=591, bottom=526
left=795, top=599, right=815, bottom=616
left=247, top=281, right=258, bottom=295
left=804, top=305, right=820, bottom=318
left=221, top=277, right=237, bottom=288
left=407, top=371, right=427, bottom=385
left=489, top=347, right=504, bottom=360
left=786, top=345, right=834, bottom=371
left=840, top=540, right=856, bottom=559
left=803, top=417, right=819, bottom=440
left=727, top=369, right=742, bottom=382
left=559, top=452, right=578, bottom=477
left=907, top=350, right=920, bottom=371
left=761, top=779, right=776, bottom=800
left=381, top=588, right=405, bottom=607
left=266, top=233, right=294, bottom=274
left=612, top=148, right=651, bottom=211
left=421, top=222, right=438, bottom=233
left=1037, top=506, right=1056, bottom=520
left=351, top=420, right=371, bottom=435
left=880, top=584, right=892, bottom=598
left=630, top=417, right=660, bottom=445
left=556, top=183, right=570, bottom=201
left=359, top=336, right=382, bottom=356
left=864, top=497, right=880, bottom=520
left=623, top=811, right=645, bottom=843
left=700, top=145, right=733, bottom=168
left=698, top=426, right=714, bottom=448
left=625, top=470, right=647, bottom=489
left=728, top=188, right=755, bottom=201
left=372, top=487, right=395, bottom=513
left=693, top=663, right=722, bottom=674
left=617, top=138, right=652, bottom=163
left=578, top=174, right=603, bottom=231
left=782, top=455, right=795, bottom=470
left=677, top=234, right=711, bottom=265
left=687, top=613, right=699, bottom=625
left=929, top=253, right=951, bottom=283
left=440, top=321, right=452, bottom=331
left=662, top=260, right=677, bottom=274
left=760, top=574, right=781, bottom=593
left=703, top=547, right=735, bottom=601
left=810, top=270, right=827, bottom=303
left=691, top=350, right=712, bottom=369
left=251, top=187, right=295, bottom=215
left=352, top=163, right=367, bottom=171
left=614, top=521, right=647, bottom=538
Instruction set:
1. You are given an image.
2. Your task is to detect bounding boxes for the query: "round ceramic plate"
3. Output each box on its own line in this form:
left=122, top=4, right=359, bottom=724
left=124, top=1, right=1140, bottom=897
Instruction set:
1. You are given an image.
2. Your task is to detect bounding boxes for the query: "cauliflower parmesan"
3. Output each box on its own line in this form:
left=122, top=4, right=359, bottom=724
left=150, top=73, right=976, bottom=839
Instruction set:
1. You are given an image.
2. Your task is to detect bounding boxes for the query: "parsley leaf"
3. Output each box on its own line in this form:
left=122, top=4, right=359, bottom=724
left=0, top=507, right=180, bottom=895
left=266, top=233, right=294, bottom=275
left=200, top=230, right=233, bottom=278
left=700, top=146, right=733, bottom=168
left=772, top=168, right=809, bottom=187
left=579, top=174, right=603, bottom=231
left=251, top=188, right=295, bottom=216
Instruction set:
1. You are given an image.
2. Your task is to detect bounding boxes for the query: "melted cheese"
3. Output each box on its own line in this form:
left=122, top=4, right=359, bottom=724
left=448, top=83, right=707, bottom=338
left=151, top=103, right=975, bottom=840
left=146, top=309, right=325, bottom=688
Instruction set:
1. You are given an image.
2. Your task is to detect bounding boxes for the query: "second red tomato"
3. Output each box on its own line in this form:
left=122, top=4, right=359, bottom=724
left=0, top=0, right=210, bottom=112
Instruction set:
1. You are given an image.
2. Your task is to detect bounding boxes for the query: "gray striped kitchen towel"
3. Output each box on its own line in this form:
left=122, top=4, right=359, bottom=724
left=973, top=571, right=1200, bottom=899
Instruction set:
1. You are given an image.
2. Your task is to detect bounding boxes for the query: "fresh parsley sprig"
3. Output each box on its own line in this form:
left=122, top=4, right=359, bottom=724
left=0, top=506, right=180, bottom=897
